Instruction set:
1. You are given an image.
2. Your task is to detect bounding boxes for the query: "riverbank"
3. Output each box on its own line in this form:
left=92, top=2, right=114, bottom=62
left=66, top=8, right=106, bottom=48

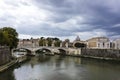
left=80, top=55, right=120, bottom=61
left=54, top=48, right=120, bottom=61
left=0, top=56, right=28, bottom=72
left=80, top=48, right=120, bottom=61
left=0, top=60, right=17, bottom=72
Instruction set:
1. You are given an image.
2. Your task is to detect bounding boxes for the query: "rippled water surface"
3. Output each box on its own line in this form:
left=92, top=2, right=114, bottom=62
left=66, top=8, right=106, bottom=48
left=0, top=54, right=120, bottom=80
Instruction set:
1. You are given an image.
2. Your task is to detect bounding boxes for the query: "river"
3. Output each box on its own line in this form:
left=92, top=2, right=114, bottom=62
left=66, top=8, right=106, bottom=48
left=0, top=53, right=120, bottom=80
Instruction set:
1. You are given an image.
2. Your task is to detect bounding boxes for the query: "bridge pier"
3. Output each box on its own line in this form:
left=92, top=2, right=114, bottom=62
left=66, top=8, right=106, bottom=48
left=75, top=48, right=81, bottom=55
left=51, top=49, right=55, bottom=55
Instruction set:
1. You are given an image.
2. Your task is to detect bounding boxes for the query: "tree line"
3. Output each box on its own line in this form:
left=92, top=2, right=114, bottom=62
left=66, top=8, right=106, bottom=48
left=0, top=27, right=71, bottom=49
left=39, top=37, right=71, bottom=47
left=39, top=37, right=62, bottom=47
left=0, top=27, right=18, bottom=49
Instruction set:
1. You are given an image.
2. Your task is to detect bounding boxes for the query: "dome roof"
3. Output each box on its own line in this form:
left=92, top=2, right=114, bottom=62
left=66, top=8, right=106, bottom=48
left=75, top=36, right=80, bottom=41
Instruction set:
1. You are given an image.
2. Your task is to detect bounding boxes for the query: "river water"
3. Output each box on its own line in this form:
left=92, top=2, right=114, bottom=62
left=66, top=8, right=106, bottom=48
left=0, top=54, right=120, bottom=80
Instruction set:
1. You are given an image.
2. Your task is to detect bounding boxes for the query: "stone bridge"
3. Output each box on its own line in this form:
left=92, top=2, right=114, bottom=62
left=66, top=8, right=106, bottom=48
left=12, top=46, right=81, bottom=56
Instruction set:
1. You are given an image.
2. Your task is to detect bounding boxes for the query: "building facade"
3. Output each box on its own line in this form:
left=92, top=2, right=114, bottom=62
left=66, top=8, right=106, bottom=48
left=113, top=39, right=120, bottom=49
left=86, top=37, right=110, bottom=49
left=18, top=38, right=39, bottom=48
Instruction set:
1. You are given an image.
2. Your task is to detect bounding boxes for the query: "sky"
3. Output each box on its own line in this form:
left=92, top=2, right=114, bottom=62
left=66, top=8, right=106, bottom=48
left=0, top=0, right=120, bottom=41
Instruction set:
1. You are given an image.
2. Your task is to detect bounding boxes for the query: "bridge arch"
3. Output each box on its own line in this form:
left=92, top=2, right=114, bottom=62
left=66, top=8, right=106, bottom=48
left=58, top=48, right=67, bottom=55
left=13, top=48, right=33, bottom=56
left=35, top=48, right=52, bottom=54
left=13, top=48, right=32, bottom=52
left=73, top=41, right=86, bottom=48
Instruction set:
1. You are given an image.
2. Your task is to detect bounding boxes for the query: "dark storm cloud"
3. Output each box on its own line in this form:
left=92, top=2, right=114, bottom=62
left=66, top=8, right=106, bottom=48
left=33, top=0, right=120, bottom=36
left=17, top=23, right=74, bottom=37
left=0, top=0, right=120, bottom=40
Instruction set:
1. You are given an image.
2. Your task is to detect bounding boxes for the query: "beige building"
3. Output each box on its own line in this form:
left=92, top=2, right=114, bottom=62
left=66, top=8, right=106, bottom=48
left=86, top=37, right=110, bottom=49
left=113, top=39, right=120, bottom=49
left=18, top=38, right=39, bottom=48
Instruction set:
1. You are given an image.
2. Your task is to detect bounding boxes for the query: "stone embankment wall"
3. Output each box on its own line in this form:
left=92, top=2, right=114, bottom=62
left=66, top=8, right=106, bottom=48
left=0, top=46, right=11, bottom=65
left=68, top=48, right=81, bottom=56
left=81, top=48, right=120, bottom=60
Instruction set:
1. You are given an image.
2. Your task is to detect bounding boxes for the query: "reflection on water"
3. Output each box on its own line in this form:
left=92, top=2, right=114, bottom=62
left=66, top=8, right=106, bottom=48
left=13, top=52, right=27, bottom=58
left=0, top=54, right=120, bottom=80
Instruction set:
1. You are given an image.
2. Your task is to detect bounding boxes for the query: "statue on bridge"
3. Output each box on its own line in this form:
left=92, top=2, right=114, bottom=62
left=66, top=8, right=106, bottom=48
left=52, top=40, right=55, bottom=47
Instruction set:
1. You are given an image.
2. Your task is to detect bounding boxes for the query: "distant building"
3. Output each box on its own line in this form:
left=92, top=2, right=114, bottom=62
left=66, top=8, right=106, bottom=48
left=86, top=37, right=110, bottom=49
left=18, top=39, right=31, bottom=47
left=113, top=39, right=120, bottom=49
left=32, top=39, right=40, bottom=47
left=73, top=36, right=87, bottom=48
left=75, top=36, right=80, bottom=41
left=18, top=38, right=39, bottom=48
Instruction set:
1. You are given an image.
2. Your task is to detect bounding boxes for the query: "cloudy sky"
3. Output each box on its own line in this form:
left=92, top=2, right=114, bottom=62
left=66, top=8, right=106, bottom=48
left=0, top=0, right=120, bottom=41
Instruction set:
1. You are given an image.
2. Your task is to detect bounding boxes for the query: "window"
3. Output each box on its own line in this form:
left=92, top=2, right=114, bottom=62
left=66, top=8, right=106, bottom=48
left=117, top=44, right=119, bottom=49
left=103, top=43, right=105, bottom=47
left=107, top=44, right=109, bottom=48
left=98, top=43, right=100, bottom=47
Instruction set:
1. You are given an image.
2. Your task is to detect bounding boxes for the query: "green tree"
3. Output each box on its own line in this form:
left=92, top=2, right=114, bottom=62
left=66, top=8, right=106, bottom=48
left=46, top=37, right=52, bottom=46
left=39, top=37, right=62, bottom=47
left=53, top=38, right=62, bottom=47
left=0, top=27, right=18, bottom=49
left=0, top=29, right=4, bottom=45
left=55, top=40, right=62, bottom=47
left=39, top=37, right=46, bottom=46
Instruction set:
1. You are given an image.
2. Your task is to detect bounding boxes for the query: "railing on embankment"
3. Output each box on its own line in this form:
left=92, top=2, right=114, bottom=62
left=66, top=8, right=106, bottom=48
left=0, top=60, right=17, bottom=72
left=0, top=56, right=27, bottom=72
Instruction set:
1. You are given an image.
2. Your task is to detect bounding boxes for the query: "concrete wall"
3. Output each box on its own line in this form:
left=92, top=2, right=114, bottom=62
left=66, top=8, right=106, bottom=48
left=0, top=46, right=11, bottom=66
left=81, top=48, right=120, bottom=59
